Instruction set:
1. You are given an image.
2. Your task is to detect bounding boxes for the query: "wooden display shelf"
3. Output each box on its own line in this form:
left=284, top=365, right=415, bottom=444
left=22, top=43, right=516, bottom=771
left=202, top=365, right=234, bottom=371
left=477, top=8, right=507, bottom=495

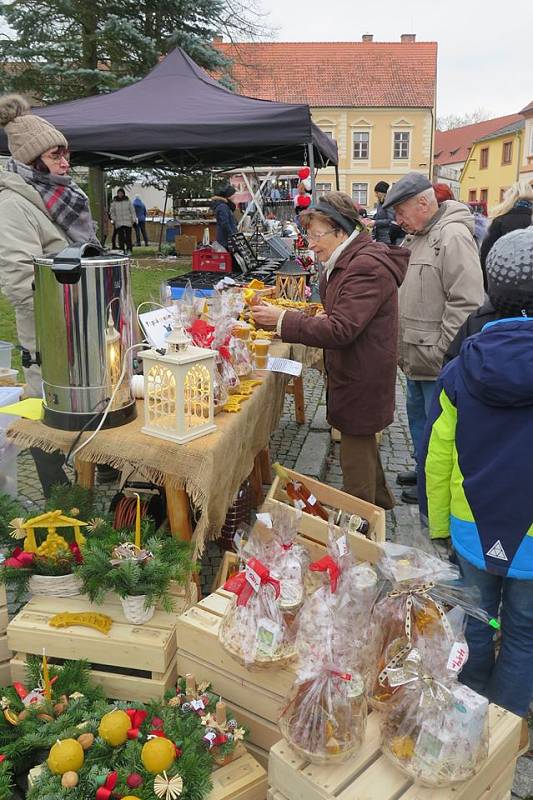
left=265, top=468, right=386, bottom=552
left=268, top=705, right=523, bottom=800
left=0, top=585, right=10, bottom=686
left=7, top=583, right=196, bottom=702
left=29, top=746, right=267, bottom=800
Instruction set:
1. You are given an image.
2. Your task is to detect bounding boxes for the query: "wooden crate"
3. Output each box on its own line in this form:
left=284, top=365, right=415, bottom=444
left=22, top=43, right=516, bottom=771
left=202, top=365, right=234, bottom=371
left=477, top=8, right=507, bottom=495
left=268, top=704, right=522, bottom=800
left=8, top=583, right=195, bottom=702
left=265, top=468, right=386, bottom=551
left=0, top=585, right=10, bottom=686
left=29, top=748, right=267, bottom=800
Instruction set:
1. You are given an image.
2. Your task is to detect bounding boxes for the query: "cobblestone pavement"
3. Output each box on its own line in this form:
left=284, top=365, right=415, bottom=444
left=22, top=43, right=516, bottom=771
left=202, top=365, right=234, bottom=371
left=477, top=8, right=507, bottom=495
left=11, top=370, right=533, bottom=791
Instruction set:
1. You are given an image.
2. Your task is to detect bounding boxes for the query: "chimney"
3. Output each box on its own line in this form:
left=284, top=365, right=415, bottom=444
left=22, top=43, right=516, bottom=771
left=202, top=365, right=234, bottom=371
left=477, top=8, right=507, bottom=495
left=400, top=34, right=416, bottom=42
left=362, top=34, right=373, bottom=42
left=212, top=35, right=223, bottom=43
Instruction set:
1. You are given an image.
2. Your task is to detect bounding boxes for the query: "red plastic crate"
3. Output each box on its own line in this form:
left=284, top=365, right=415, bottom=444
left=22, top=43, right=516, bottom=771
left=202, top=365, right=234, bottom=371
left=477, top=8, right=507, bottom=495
left=192, top=248, right=233, bottom=273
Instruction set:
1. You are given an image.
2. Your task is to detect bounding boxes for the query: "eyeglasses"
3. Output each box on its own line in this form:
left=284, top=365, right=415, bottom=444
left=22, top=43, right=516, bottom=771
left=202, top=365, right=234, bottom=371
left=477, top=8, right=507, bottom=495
left=44, top=150, right=71, bottom=163
left=307, top=229, right=336, bottom=243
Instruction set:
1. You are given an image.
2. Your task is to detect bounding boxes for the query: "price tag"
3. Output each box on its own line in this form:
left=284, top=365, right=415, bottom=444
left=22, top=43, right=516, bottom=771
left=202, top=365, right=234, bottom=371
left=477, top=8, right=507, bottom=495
left=191, top=699, right=205, bottom=711
left=245, top=564, right=261, bottom=593
left=256, top=512, right=273, bottom=528
left=307, top=494, right=317, bottom=506
left=447, top=641, right=469, bottom=672
left=294, top=499, right=306, bottom=511
left=336, top=534, right=348, bottom=557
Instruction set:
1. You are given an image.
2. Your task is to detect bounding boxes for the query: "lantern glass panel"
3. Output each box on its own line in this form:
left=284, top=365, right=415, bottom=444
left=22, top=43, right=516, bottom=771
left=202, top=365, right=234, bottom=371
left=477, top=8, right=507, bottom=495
left=147, top=365, right=176, bottom=427
left=184, top=364, right=211, bottom=429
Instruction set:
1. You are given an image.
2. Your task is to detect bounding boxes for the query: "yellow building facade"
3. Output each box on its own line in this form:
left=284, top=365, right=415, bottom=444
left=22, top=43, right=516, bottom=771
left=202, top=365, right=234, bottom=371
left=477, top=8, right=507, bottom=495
left=459, top=121, right=524, bottom=210
left=313, top=108, right=434, bottom=207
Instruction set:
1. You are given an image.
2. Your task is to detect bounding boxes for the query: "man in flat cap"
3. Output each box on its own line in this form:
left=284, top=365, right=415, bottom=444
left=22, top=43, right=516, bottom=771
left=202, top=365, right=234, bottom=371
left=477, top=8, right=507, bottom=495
left=383, top=172, right=484, bottom=503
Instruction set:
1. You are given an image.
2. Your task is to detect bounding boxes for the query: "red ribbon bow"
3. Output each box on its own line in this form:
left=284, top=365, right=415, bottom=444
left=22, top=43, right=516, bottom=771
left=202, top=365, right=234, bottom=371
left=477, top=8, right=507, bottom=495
left=95, top=771, right=118, bottom=800
left=188, top=320, right=215, bottom=348
left=126, top=708, right=148, bottom=739
left=309, top=555, right=341, bottom=593
left=4, top=548, right=35, bottom=569
left=224, top=557, right=280, bottom=606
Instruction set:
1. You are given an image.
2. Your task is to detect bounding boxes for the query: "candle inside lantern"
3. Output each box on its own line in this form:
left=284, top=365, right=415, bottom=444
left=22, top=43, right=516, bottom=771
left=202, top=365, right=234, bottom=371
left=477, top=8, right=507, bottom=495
left=185, top=673, right=196, bottom=699
left=42, top=649, right=52, bottom=702
left=134, top=493, right=141, bottom=550
left=215, top=697, right=226, bottom=726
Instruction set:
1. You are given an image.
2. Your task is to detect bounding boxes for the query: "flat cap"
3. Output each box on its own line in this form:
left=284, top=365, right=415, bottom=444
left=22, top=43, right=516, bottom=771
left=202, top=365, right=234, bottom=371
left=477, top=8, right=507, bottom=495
left=382, top=172, right=432, bottom=209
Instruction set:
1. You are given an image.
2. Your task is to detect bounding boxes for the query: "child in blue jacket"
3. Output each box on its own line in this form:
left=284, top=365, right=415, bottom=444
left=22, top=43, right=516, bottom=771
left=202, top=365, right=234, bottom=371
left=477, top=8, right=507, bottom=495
left=420, top=226, right=533, bottom=717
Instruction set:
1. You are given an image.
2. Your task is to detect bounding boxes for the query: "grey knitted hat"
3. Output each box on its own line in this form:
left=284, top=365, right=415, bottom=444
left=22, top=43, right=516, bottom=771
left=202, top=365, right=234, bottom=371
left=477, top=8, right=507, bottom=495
left=0, top=94, right=67, bottom=164
left=486, top=226, right=533, bottom=313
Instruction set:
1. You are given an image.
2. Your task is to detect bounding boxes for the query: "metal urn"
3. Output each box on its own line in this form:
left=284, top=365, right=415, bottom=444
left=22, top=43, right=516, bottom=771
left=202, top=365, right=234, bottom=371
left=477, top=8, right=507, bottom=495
left=32, top=243, right=137, bottom=431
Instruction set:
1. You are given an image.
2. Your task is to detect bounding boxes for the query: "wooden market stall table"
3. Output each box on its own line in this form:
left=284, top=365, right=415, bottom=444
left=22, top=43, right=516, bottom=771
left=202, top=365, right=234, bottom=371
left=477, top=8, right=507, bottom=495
left=7, top=343, right=293, bottom=557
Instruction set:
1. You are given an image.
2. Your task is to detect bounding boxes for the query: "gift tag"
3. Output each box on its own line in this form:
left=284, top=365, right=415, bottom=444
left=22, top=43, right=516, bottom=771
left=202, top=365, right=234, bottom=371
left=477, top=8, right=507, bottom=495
left=280, top=578, right=303, bottom=607
left=336, top=534, right=348, bottom=557
left=307, top=493, right=317, bottom=506
left=255, top=617, right=281, bottom=657
left=256, top=512, right=273, bottom=528
left=191, top=699, right=205, bottom=711
left=245, top=563, right=261, bottom=593
left=447, top=641, right=469, bottom=673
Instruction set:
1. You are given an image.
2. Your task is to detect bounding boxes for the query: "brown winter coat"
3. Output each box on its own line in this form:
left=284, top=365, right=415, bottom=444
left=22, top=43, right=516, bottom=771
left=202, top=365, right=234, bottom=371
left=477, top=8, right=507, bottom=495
left=281, top=232, right=409, bottom=436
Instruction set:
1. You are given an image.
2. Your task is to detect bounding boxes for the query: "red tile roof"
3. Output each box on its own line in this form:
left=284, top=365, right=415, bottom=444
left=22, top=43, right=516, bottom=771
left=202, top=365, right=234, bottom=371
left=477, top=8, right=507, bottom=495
left=434, top=114, right=523, bottom=166
left=214, top=41, right=437, bottom=108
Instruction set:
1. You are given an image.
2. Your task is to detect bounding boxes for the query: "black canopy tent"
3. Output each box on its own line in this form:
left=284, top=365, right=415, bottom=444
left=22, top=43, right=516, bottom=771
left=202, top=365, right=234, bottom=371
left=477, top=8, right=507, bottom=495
left=0, top=48, right=338, bottom=172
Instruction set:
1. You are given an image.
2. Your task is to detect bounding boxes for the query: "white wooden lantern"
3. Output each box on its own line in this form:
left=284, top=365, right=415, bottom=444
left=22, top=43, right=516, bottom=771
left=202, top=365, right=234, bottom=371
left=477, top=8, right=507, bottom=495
left=139, top=326, right=217, bottom=444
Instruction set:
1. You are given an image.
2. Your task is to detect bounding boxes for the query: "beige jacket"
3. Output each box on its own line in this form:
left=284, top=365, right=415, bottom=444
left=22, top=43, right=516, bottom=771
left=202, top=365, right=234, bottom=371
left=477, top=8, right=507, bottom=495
left=0, top=171, right=69, bottom=395
left=399, top=200, right=484, bottom=380
left=110, top=197, right=137, bottom=228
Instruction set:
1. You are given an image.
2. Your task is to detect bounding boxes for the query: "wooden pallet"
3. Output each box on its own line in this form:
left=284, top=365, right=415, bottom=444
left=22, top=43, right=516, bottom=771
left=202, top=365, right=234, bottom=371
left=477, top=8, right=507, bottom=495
left=268, top=704, right=522, bottom=800
left=0, top=585, right=10, bottom=685
left=265, top=468, right=386, bottom=547
left=8, top=583, right=195, bottom=702
left=29, top=748, right=267, bottom=800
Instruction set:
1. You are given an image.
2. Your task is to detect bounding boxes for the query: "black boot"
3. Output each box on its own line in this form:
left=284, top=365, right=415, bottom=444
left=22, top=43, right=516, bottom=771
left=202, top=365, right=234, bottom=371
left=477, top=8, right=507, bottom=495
left=401, top=485, right=419, bottom=505
left=396, top=469, right=417, bottom=486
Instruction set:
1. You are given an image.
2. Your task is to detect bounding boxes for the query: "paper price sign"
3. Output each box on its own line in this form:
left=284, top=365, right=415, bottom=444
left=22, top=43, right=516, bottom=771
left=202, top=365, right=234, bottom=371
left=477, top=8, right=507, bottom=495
left=138, top=307, right=176, bottom=349
left=245, top=564, right=261, bottom=593
left=447, top=641, right=469, bottom=672
left=336, top=534, right=348, bottom=557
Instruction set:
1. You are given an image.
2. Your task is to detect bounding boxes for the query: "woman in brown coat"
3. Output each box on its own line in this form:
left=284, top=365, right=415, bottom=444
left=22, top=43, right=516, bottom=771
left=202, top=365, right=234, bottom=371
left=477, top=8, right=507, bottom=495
left=253, top=192, right=409, bottom=509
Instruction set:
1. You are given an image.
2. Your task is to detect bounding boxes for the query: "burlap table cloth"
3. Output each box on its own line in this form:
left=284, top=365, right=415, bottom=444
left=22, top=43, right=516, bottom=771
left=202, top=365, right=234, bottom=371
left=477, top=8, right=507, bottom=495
left=7, top=343, right=293, bottom=556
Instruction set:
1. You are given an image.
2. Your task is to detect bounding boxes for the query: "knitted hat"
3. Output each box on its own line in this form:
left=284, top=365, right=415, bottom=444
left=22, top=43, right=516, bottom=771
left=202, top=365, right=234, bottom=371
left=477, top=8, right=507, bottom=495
left=374, top=181, right=390, bottom=193
left=0, top=94, right=68, bottom=164
left=218, top=185, right=237, bottom=199
left=486, top=227, right=533, bottom=314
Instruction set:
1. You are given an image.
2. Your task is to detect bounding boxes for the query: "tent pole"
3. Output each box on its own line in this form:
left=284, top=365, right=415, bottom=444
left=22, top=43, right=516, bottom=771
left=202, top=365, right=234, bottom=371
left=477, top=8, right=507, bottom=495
left=308, top=143, right=317, bottom=204
left=158, top=183, right=170, bottom=253
left=335, top=163, right=340, bottom=191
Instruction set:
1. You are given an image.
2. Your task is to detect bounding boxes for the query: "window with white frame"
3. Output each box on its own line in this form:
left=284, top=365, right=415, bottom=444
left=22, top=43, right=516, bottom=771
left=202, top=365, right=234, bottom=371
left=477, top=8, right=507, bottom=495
left=351, top=183, right=368, bottom=206
left=321, top=130, right=334, bottom=139
left=316, top=182, right=332, bottom=198
left=393, top=131, right=410, bottom=160
left=352, top=131, right=370, bottom=160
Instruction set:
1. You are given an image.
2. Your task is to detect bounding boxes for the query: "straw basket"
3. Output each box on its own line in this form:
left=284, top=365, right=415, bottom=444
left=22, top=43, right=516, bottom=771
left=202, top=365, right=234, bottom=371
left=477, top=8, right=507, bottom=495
left=28, top=573, right=82, bottom=597
left=120, top=594, right=155, bottom=625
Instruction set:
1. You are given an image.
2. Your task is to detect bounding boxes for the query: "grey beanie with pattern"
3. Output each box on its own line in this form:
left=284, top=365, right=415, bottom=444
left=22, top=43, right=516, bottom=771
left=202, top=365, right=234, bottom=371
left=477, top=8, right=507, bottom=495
left=486, top=226, right=533, bottom=314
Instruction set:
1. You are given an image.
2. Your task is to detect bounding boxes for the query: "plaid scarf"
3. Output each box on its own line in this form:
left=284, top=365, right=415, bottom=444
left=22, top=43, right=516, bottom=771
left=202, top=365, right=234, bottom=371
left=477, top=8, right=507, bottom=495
left=6, top=159, right=99, bottom=245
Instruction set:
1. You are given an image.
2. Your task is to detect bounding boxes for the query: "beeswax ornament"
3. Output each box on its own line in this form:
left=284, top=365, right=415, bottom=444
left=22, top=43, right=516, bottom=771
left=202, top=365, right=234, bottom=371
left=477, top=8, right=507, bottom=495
left=61, top=771, right=79, bottom=788
left=121, top=797, right=142, bottom=800
left=47, top=738, right=85, bottom=775
left=154, top=771, right=183, bottom=799
left=141, top=736, right=176, bottom=773
left=98, top=709, right=131, bottom=746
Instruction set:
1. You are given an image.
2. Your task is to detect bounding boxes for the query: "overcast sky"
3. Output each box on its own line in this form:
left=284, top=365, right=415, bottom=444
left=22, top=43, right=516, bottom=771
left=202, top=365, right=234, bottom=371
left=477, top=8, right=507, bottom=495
left=262, top=0, right=531, bottom=119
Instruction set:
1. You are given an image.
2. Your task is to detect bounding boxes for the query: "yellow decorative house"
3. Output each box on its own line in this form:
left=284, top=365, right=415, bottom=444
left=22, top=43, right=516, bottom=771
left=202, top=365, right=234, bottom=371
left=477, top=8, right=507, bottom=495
left=460, top=119, right=524, bottom=210
left=11, top=510, right=87, bottom=557
left=214, top=35, right=437, bottom=209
